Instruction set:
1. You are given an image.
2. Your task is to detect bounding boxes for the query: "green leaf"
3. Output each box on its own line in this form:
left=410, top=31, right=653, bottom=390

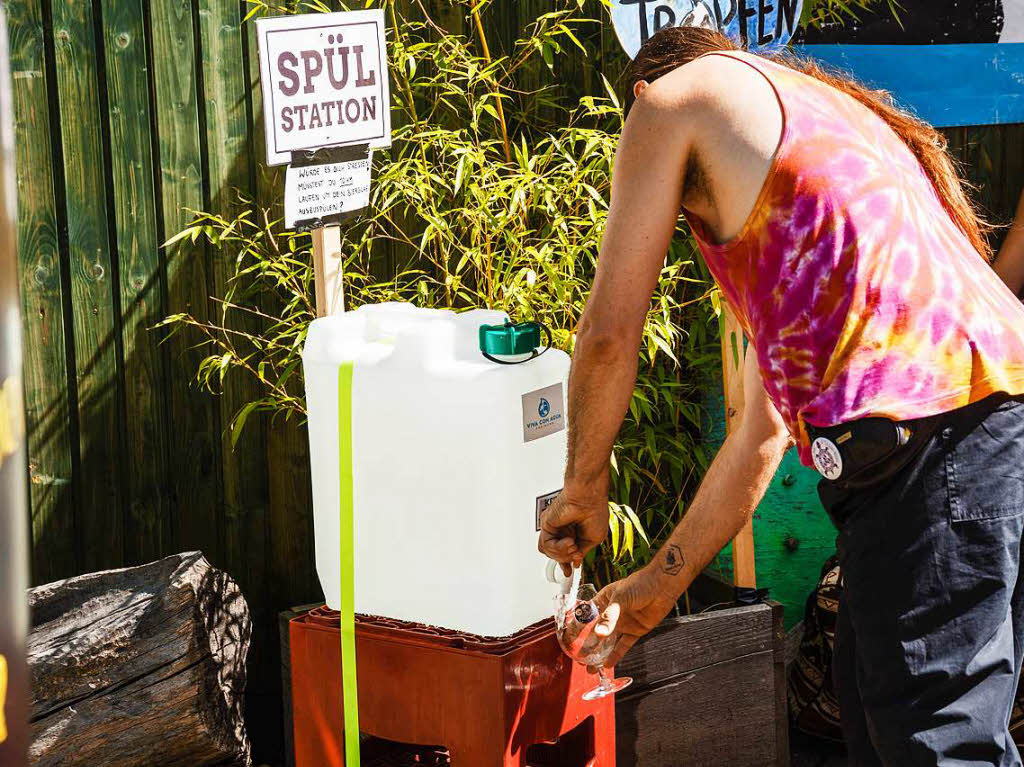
left=620, top=505, right=650, bottom=546
left=561, top=26, right=587, bottom=55
left=162, top=226, right=201, bottom=249
left=541, top=42, right=554, bottom=72
left=600, top=73, right=620, bottom=110
left=453, top=154, right=466, bottom=194
left=230, top=401, right=260, bottom=449
left=608, top=507, right=620, bottom=558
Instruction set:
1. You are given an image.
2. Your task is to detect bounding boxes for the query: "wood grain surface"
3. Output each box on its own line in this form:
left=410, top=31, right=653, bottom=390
left=28, top=552, right=251, bottom=767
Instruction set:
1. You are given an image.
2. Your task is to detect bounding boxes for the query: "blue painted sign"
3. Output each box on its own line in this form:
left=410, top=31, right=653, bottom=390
left=610, top=0, right=1023, bottom=126
left=796, top=43, right=1024, bottom=128
left=795, top=1, right=1024, bottom=127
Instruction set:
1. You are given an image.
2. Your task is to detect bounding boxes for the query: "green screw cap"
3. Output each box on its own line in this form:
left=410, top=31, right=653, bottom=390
left=479, top=320, right=542, bottom=356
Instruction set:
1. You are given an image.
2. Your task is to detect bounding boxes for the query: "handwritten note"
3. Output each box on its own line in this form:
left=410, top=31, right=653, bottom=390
left=284, top=155, right=372, bottom=228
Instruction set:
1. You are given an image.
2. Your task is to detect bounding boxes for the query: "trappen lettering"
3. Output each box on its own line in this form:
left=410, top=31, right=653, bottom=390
left=616, top=0, right=798, bottom=50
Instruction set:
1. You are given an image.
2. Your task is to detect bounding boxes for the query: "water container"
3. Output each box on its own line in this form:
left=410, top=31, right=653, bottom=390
left=302, top=302, right=570, bottom=637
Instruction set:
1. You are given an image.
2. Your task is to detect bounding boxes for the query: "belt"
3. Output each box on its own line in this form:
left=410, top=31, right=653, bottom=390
left=813, top=394, right=1021, bottom=530
left=807, top=411, right=943, bottom=491
left=809, top=393, right=1020, bottom=490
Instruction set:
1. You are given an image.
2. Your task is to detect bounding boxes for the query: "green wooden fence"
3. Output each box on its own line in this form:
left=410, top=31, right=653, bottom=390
left=9, top=0, right=1024, bottom=760
left=8, top=0, right=315, bottom=757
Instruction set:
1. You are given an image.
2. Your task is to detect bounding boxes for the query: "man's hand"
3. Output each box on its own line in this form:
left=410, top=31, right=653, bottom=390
left=538, top=491, right=608, bottom=572
left=590, top=565, right=680, bottom=670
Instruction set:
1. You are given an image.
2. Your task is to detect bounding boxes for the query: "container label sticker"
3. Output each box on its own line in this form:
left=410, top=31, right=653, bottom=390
left=522, top=383, right=565, bottom=442
left=535, top=489, right=561, bottom=531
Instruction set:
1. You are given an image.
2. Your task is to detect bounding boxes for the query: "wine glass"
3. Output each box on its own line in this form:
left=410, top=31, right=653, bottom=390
left=553, top=580, right=633, bottom=701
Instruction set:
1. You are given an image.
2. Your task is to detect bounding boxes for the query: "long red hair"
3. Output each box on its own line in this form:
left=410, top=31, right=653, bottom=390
left=625, top=27, right=993, bottom=260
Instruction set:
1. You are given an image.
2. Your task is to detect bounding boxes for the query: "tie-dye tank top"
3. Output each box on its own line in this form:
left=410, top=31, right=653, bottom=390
left=684, top=52, right=1024, bottom=467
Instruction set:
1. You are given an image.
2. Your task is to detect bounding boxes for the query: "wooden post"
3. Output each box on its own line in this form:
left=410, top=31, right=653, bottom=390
left=312, top=225, right=345, bottom=317
left=721, top=302, right=757, bottom=589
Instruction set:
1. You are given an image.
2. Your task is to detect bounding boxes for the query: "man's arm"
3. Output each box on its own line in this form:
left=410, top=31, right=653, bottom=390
left=592, top=350, right=793, bottom=666
left=538, top=81, right=699, bottom=566
left=995, top=188, right=1024, bottom=297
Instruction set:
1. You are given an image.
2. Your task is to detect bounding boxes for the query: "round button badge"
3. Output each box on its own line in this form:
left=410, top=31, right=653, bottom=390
left=811, top=437, right=843, bottom=481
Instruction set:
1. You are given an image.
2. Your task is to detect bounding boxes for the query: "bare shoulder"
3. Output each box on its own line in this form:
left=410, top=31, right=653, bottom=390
left=627, top=52, right=784, bottom=241
left=635, top=53, right=781, bottom=122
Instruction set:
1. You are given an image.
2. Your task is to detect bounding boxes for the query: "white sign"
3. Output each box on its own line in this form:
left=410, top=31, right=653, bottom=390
left=611, top=0, right=803, bottom=59
left=1003, top=1, right=1024, bottom=42
left=256, top=10, right=391, bottom=166
left=284, top=155, right=372, bottom=228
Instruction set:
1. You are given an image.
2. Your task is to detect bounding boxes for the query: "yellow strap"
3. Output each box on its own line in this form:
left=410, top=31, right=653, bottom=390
left=338, top=362, right=359, bottom=766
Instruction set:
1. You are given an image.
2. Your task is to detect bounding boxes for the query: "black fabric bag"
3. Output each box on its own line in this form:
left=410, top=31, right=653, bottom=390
left=788, top=556, right=844, bottom=742
left=788, top=556, right=1024, bottom=746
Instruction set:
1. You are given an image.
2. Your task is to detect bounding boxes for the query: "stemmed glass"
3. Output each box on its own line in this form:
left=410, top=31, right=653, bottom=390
left=552, top=570, right=633, bottom=701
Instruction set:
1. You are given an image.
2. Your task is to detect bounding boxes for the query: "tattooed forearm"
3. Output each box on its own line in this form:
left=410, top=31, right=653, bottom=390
left=662, top=544, right=685, bottom=576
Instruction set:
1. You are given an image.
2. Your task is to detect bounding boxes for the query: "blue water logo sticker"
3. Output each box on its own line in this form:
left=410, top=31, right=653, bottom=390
left=522, top=383, right=565, bottom=443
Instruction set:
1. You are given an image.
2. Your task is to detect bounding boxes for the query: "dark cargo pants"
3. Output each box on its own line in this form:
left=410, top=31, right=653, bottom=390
left=820, top=396, right=1024, bottom=766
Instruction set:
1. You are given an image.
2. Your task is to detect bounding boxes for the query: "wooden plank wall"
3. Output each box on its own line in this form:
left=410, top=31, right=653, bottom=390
left=7, top=0, right=313, bottom=760
left=8, top=0, right=1024, bottom=761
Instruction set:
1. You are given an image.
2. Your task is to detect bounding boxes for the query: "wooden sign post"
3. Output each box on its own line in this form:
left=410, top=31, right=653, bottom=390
left=255, top=9, right=391, bottom=318
left=312, top=225, right=345, bottom=317
left=288, top=143, right=373, bottom=317
left=720, top=302, right=757, bottom=590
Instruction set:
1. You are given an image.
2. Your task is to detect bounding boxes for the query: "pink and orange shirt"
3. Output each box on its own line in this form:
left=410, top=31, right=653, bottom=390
left=684, top=52, right=1024, bottom=466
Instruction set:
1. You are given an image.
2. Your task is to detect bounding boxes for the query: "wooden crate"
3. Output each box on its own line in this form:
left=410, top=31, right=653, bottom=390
left=281, top=590, right=789, bottom=767
left=615, top=598, right=789, bottom=767
left=280, top=603, right=322, bottom=767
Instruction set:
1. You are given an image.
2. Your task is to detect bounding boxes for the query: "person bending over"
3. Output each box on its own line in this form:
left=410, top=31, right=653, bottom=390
left=538, top=25, right=1024, bottom=766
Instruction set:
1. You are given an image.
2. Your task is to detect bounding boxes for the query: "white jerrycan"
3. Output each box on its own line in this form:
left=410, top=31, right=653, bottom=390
left=302, top=302, right=570, bottom=636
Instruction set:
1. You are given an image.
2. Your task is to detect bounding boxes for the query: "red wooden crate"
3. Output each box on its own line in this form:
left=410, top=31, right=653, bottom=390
left=290, top=608, right=615, bottom=766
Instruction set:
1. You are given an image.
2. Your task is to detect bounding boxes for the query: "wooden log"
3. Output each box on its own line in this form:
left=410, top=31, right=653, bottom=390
left=28, top=552, right=252, bottom=767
